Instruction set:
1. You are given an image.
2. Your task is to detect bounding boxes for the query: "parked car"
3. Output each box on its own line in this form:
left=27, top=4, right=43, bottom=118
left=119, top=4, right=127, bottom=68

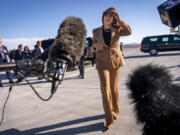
left=41, top=39, right=54, bottom=50
left=40, top=37, right=96, bottom=64
left=140, top=34, right=180, bottom=55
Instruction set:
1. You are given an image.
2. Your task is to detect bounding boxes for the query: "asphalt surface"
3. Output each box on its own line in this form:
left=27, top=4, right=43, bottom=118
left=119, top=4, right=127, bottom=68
left=0, top=47, right=180, bottom=135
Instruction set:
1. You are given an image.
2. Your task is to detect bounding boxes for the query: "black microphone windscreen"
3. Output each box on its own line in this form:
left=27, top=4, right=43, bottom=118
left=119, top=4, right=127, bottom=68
left=49, top=16, right=87, bottom=67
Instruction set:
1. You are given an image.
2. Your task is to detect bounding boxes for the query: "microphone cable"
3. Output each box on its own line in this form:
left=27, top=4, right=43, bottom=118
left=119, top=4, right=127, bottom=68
left=0, top=86, right=11, bottom=127
left=0, top=72, right=22, bottom=127
left=0, top=72, right=54, bottom=127
left=17, top=72, right=54, bottom=101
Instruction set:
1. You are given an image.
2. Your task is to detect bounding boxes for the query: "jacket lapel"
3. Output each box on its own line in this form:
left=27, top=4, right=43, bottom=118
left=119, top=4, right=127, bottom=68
left=98, top=26, right=119, bottom=47
left=110, top=27, right=119, bottom=47
left=97, top=27, right=108, bottom=47
left=99, top=27, right=104, bottom=43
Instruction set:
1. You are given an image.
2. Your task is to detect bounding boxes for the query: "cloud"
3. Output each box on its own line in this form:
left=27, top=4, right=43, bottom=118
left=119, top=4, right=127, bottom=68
left=2, top=37, right=50, bottom=50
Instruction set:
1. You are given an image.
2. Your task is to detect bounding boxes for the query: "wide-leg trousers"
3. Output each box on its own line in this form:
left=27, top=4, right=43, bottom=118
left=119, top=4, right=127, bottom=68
left=97, top=65, right=120, bottom=126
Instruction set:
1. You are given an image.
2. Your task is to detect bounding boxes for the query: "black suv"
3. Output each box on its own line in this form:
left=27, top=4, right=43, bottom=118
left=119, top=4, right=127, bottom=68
left=140, top=34, right=180, bottom=55
left=41, top=39, right=54, bottom=50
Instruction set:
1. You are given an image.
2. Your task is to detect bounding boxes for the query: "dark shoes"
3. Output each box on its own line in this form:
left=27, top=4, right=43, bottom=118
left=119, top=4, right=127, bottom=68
left=79, top=74, right=84, bottom=79
left=38, top=76, right=43, bottom=80
left=0, top=83, right=3, bottom=87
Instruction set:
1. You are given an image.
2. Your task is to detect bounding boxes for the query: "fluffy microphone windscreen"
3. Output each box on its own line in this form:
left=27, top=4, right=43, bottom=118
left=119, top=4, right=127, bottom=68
left=126, top=63, right=180, bottom=135
left=50, top=16, right=87, bottom=66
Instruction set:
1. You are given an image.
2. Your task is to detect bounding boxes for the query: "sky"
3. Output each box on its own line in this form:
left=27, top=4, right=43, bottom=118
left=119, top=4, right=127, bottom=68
left=0, top=0, right=171, bottom=50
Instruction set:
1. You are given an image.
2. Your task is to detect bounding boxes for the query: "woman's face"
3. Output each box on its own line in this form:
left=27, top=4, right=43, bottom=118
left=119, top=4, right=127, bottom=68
left=25, top=47, right=28, bottom=51
left=103, top=12, right=114, bottom=26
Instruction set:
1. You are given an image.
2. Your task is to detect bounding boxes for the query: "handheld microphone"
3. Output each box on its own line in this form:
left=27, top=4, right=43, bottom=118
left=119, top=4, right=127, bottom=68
left=49, top=16, right=87, bottom=66
left=37, top=16, right=87, bottom=69
left=39, top=16, right=87, bottom=94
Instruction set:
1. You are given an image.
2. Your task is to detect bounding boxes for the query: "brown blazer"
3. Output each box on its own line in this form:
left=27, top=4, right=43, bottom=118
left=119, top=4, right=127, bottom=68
left=92, top=19, right=132, bottom=70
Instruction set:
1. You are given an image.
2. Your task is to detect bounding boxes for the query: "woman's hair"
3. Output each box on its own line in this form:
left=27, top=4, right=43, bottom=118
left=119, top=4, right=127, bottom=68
left=24, top=45, right=29, bottom=51
left=102, top=7, right=120, bottom=28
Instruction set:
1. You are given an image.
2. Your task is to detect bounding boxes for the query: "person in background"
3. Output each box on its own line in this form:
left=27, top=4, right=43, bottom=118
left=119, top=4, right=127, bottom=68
left=22, top=45, right=32, bottom=60
left=20, top=45, right=32, bottom=77
left=33, top=41, right=44, bottom=57
left=33, top=41, right=44, bottom=80
left=32, top=45, right=37, bottom=58
left=15, top=44, right=23, bottom=61
left=86, top=37, right=96, bottom=67
left=91, top=7, right=131, bottom=129
left=14, top=44, right=24, bottom=79
left=78, top=46, right=87, bottom=79
left=0, top=39, right=14, bottom=87
left=120, top=42, right=124, bottom=57
left=8, top=49, right=16, bottom=63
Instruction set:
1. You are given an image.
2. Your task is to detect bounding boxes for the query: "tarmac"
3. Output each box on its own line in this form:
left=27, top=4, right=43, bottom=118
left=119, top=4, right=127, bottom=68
left=0, top=47, right=180, bottom=135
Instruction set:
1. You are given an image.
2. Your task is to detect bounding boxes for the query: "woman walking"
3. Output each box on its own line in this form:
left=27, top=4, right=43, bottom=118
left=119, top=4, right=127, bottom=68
left=91, top=7, right=131, bottom=129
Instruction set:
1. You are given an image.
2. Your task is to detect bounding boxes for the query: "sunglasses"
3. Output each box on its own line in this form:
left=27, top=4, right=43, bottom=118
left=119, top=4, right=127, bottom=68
left=103, top=12, right=113, bottom=17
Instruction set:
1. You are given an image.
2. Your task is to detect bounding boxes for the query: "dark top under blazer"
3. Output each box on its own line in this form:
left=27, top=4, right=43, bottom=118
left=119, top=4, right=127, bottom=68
left=92, top=18, right=132, bottom=70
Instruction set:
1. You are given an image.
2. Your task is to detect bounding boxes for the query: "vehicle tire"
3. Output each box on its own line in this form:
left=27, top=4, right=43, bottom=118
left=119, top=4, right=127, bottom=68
left=149, top=48, right=158, bottom=56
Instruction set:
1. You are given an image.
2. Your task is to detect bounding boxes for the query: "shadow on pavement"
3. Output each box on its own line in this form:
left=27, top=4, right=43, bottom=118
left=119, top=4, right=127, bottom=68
left=0, top=72, right=47, bottom=87
left=124, top=52, right=180, bottom=59
left=167, top=65, right=180, bottom=69
left=64, top=76, right=83, bottom=80
left=124, top=55, right=150, bottom=59
left=2, top=80, right=49, bottom=88
left=1, top=74, right=83, bottom=88
left=0, top=114, right=106, bottom=135
left=166, top=65, right=180, bottom=82
left=174, top=77, right=180, bottom=82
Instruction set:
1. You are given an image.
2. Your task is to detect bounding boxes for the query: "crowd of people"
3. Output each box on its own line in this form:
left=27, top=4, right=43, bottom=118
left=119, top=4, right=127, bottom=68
left=0, top=39, right=44, bottom=87
left=9, top=40, right=44, bottom=62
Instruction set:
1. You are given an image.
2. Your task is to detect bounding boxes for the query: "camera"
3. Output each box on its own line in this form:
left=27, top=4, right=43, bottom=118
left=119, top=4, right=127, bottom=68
left=157, top=0, right=180, bottom=28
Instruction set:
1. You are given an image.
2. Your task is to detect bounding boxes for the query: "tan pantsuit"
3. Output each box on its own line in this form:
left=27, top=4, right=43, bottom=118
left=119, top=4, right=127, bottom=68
left=92, top=18, right=131, bottom=127
left=97, top=61, right=120, bottom=126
